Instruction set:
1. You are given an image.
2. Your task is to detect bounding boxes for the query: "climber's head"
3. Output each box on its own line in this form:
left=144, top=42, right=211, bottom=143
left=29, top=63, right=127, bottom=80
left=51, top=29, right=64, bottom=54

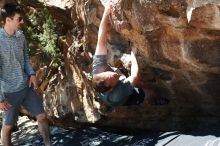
left=92, top=71, right=120, bottom=92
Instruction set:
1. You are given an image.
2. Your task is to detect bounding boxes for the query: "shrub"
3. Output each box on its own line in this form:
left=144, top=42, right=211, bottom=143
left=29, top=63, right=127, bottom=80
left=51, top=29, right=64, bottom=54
left=23, top=8, right=63, bottom=71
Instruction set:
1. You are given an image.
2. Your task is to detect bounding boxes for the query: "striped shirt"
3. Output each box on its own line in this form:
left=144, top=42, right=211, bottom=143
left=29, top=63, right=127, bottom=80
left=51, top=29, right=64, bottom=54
left=0, top=27, right=35, bottom=100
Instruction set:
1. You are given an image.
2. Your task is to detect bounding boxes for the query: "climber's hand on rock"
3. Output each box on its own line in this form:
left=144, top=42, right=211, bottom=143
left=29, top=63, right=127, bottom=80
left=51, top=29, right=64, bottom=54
left=131, top=45, right=137, bottom=55
left=104, top=0, right=113, bottom=15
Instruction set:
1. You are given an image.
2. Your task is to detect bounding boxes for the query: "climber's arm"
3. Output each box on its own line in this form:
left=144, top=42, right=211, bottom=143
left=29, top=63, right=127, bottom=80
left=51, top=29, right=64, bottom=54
left=126, top=46, right=139, bottom=87
left=95, top=2, right=112, bottom=55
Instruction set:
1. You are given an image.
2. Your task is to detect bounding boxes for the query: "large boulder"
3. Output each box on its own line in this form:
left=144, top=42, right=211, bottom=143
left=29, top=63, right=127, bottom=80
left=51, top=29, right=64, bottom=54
left=59, top=0, right=219, bottom=131
left=46, top=0, right=220, bottom=131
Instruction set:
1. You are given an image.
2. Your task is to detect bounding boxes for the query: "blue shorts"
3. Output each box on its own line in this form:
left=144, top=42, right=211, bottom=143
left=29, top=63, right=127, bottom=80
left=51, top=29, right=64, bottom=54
left=2, top=87, right=45, bottom=125
left=123, top=88, right=145, bottom=106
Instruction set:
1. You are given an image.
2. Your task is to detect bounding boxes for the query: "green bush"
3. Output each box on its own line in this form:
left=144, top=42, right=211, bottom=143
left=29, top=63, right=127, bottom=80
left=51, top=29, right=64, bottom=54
left=23, top=8, right=63, bottom=69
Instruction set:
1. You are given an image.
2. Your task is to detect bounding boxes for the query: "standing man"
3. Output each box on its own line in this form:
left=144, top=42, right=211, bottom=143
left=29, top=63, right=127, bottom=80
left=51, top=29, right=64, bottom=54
left=0, top=3, right=51, bottom=146
left=92, top=1, right=145, bottom=111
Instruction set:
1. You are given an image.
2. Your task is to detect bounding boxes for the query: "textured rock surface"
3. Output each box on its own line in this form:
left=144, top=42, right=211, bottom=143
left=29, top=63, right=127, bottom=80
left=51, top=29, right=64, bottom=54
left=65, top=0, right=220, bottom=131
left=46, top=0, right=74, bottom=9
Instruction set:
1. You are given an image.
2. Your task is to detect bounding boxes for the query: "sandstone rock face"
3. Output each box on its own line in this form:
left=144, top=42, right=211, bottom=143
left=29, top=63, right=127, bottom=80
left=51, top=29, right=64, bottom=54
left=63, top=0, right=219, bottom=131
left=43, top=0, right=220, bottom=131
left=45, top=0, right=74, bottom=9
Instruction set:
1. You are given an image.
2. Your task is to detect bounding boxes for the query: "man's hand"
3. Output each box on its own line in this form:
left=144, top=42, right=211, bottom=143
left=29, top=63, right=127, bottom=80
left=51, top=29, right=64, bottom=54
left=0, top=100, right=11, bottom=111
left=29, top=75, right=37, bottom=89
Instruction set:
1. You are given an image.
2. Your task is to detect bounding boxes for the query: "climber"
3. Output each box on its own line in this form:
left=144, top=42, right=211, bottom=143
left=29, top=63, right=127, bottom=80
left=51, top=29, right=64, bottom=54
left=92, top=1, right=145, bottom=113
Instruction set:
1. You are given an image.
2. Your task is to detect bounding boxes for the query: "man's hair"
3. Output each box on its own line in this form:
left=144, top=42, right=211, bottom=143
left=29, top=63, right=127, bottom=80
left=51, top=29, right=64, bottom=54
left=1, top=3, right=23, bottom=22
left=92, top=74, right=111, bottom=92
